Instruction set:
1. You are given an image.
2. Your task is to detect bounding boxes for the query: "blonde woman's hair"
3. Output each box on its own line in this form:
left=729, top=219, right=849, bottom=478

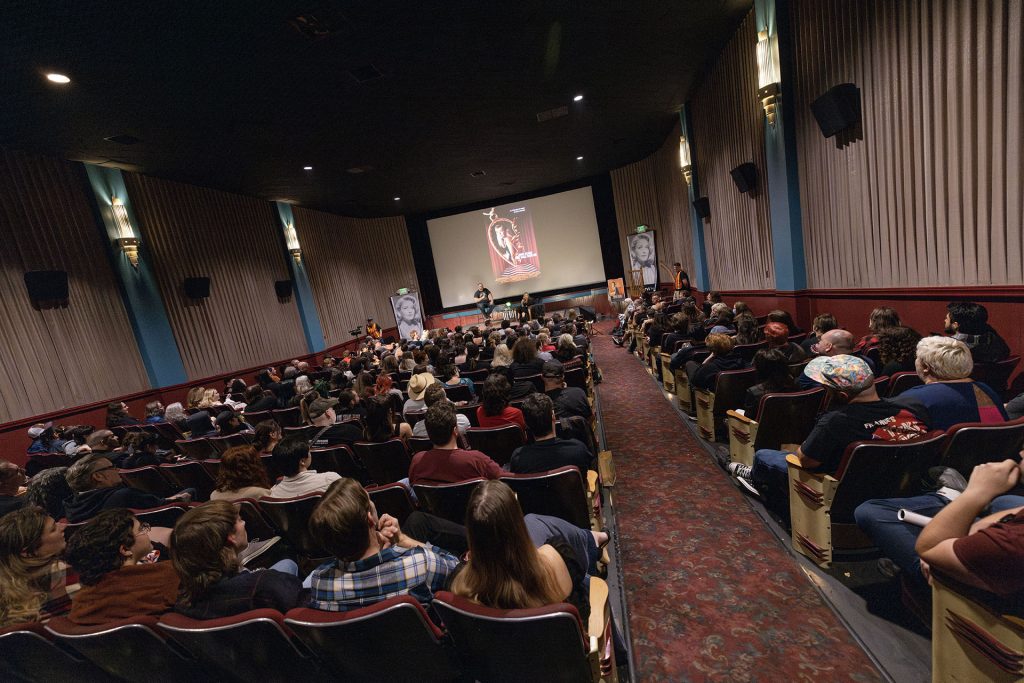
left=915, top=336, right=973, bottom=380
left=449, top=481, right=565, bottom=610
left=198, top=388, right=221, bottom=409
left=186, top=387, right=205, bottom=409
left=0, top=507, right=58, bottom=627
left=491, top=344, right=513, bottom=368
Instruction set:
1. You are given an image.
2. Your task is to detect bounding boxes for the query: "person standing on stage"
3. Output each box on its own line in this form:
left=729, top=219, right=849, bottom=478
left=474, top=282, right=495, bottom=320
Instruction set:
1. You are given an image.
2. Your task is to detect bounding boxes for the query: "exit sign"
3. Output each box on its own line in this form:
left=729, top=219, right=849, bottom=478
left=635, top=225, right=648, bottom=233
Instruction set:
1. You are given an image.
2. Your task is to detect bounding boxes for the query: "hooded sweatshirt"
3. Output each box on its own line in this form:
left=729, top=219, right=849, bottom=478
left=64, top=485, right=167, bottom=523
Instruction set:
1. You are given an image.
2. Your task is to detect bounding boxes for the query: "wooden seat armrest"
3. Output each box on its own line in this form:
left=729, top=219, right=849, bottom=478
left=588, top=576, right=610, bottom=645
left=586, top=469, right=599, bottom=495
left=726, top=410, right=754, bottom=425
left=785, top=454, right=813, bottom=471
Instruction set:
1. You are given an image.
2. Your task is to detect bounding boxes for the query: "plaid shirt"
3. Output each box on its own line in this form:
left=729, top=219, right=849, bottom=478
left=308, top=543, right=459, bottom=611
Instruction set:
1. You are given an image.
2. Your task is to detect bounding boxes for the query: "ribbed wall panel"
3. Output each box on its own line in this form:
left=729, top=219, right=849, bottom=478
left=292, top=207, right=419, bottom=346
left=0, top=149, right=149, bottom=421
left=792, top=0, right=1024, bottom=288
left=690, top=9, right=776, bottom=292
left=610, top=120, right=695, bottom=283
left=124, top=173, right=306, bottom=379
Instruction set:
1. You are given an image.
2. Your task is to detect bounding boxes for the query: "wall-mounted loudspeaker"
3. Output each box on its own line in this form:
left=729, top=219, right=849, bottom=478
left=184, top=277, right=211, bottom=299
left=810, top=83, right=861, bottom=138
left=24, top=270, right=69, bottom=304
left=693, top=197, right=711, bottom=219
left=274, top=280, right=293, bottom=298
left=730, top=163, right=758, bottom=194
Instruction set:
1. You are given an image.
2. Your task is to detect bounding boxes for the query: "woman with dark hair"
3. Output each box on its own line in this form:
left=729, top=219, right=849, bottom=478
left=253, top=420, right=282, bottom=456
left=24, top=468, right=73, bottom=521
left=477, top=374, right=526, bottom=431
left=363, top=395, right=413, bottom=444
left=878, top=325, right=923, bottom=377
left=354, top=371, right=376, bottom=398
left=743, top=348, right=799, bottom=417
left=766, top=309, right=802, bottom=335
left=855, top=306, right=902, bottom=352
left=733, top=301, right=752, bottom=317
left=244, top=385, right=278, bottom=414
left=185, top=411, right=218, bottom=440
left=64, top=509, right=178, bottom=625
left=733, top=313, right=763, bottom=346
left=509, top=336, right=545, bottom=379
left=381, top=354, right=399, bottom=374
left=172, top=501, right=303, bottom=618
left=687, top=333, right=746, bottom=392
left=105, top=401, right=138, bottom=428
left=438, top=363, right=476, bottom=398
left=211, top=446, right=272, bottom=501
left=144, top=401, right=166, bottom=424
left=450, top=481, right=605, bottom=624
left=0, top=506, right=70, bottom=626
left=463, top=343, right=483, bottom=371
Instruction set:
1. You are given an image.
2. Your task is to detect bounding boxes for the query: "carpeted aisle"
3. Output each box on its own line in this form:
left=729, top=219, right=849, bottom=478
left=592, top=328, right=882, bottom=682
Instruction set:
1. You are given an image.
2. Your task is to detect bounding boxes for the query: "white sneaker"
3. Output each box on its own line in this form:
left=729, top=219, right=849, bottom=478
left=734, top=476, right=762, bottom=498
left=728, top=462, right=752, bottom=480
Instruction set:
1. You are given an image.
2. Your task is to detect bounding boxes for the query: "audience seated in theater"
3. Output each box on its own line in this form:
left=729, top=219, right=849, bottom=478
left=686, top=333, right=746, bottom=393
left=85, top=429, right=124, bottom=463
left=743, top=349, right=799, bottom=418
left=509, top=335, right=546, bottom=382
left=877, top=325, right=922, bottom=377
left=702, top=290, right=723, bottom=317
left=244, top=385, right=278, bottom=414
left=172, top=501, right=304, bottom=618
left=211, top=446, right=273, bottom=502
left=945, top=301, right=1011, bottom=363
left=403, top=373, right=435, bottom=419
left=763, top=322, right=807, bottom=362
left=164, top=402, right=188, bottom=430
left=733, top=313, right=762, bottom=346
left=334, top=388, right=367, bottom=422
left=64, top=454, right=192, bottom=523
left=301, top=392, right=339, bottom=430
left=291, top=375, right=314, bottom=403
left=890, top=336, right=1008, bottom=430
left=269, top=437, right=341, bottom=498
left=185, top=411, right=218, bottom=440
left=766, top=309, right=802, bottom=336
left=731, top=356, right=928, bottom=515
left=215, top=410, right=252, bottom=437
left=253, top=420, right=282, bottom=456
left=375, top=372, right=403, bottom=403
left=144, top=401, right=166, bottom=424
left=569, top=322, right=590, bottom=352
left=354, top=371, right=376, bottom=399
left=856, top=458, right=1024, bottom=598
left=412, top=383, right=470, bottom=439
left=363, top=395, right=413, bottom=445
left=26, top=423, right=76, bottom=456
left=706, top=306, right=735, bottom=335
left=660, top=313, right=693, bottom=353
left=198, top=388, right=224, bottom=410
left=410, top=403, right=502, bottom=485
left=439, top=363, right=476, bottom=398
left=120, top=432, right=170, bottom=469
left=543, top=360, right=591, bottom=420
left=308, top=478, right=461, bottom=610
left=0, top=506, right=72, bottom=626
left=490, top=342, right=514, bottom=372
left=222, top=378, right=248, bottom=410
left=509, top=394, right=591, bottom=476
left=853, top=306, right=901, bottom=353
left=732, top=301, right=752, bottom=318
left=24, top=467, right=72, bottom=521
left=0, top=460, right=27, bottom=517
left=65, top=509, right=178, bottom=625
left=801, top=313, right=838, bottom=355
left=477, top=374, right=528, bottom=432
left=186, top=386, right=205, bottom=411
left=798, top=329, right=876, bottom=388
left=450, top=481, right=600, bottom=623
left=553, top=334, right=582, bottom=369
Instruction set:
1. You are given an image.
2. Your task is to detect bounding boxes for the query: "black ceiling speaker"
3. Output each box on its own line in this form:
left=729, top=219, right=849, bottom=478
left=810, top=83, right=861, bottom=138
left=274, top=280, right=293, bottom=298
left=693, top=197, right=711, bottom=219
left=730, top=162, right=758, bottom=193
left=184, top=277, right=211, bottom=299
left=24, top=270, right=69, bottom=304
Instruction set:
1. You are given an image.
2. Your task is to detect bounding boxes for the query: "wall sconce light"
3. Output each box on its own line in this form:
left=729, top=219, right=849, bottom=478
left=284, top=222, right=302, bottom=262
left=678, top=136, right=693, bottom=185
left=756, top=29, right=781, bottom=125
left=110, top=196, right=140, bottom=268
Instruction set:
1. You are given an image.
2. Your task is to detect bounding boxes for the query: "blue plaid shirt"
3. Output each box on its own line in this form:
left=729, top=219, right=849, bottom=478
left=308, top=543, right=460, bottom=611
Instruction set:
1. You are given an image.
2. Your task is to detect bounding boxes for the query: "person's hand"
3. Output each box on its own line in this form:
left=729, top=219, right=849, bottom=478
left=456, top=400, right=468, bottom=407
left=168, top=491, right=192, bottom=503
left=920, top=559, right=932, bottom=584
left=377, top=514, right=400, bottom=545
left=965, top=459, right=1021, bottom=501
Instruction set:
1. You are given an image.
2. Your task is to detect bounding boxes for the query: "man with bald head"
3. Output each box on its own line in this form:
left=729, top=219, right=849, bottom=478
left=799, top=328, right=876, bottom=388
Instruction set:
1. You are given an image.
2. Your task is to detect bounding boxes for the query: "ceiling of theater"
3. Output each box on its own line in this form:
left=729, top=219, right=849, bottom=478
left=2, top=0, right=749, bottom=217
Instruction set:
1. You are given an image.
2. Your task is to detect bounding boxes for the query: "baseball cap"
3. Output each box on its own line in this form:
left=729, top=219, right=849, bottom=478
left=542, top=360, right=564, bottom=378
left=306, top=396, right=340, bottom=420
left=27, top=422, right=52, bottom=439
left=803, top=354, right=873, bottom=393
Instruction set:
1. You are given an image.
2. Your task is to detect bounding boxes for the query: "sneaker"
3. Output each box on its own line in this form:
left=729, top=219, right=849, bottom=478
left=877, top=557, right=901, bottom=579
left=734, top=476, right=762, bottom=498
left=728, top=462, right=753, bottom=480
left=929, top=466, right=968, bottom=493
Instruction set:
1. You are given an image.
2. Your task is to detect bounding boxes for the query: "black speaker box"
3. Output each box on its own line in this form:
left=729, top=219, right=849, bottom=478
left=578, top=305, right=597, bottom=322
left=730, top=162, right=758, bottom=193
left=24, top=270, right=69, bottom=302
left=693, top=197, right=711, bottom=219
left=274, top=280, right=293, bottom=298
left=184, top=277, right=211, bottom=299
left=810, top=83, right=861, bottom=138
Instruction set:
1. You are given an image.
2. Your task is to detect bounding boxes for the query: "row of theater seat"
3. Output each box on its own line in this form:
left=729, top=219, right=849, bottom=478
left=1, top=586, right=614, bottom=683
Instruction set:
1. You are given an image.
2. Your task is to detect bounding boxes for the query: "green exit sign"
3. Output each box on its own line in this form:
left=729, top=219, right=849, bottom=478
left=396, top=287, right=409, bottom=295
left=636, top=225, right=648, bottom=233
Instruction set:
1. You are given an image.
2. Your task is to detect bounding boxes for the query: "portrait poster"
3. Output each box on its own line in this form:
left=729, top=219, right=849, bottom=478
left=626, top=230, right=658, bottom=291
left=390, top=290, right=424, bottom=341
left=607, top=277, right=625, bottom=301
left=483, top=206, right=541, bottom=284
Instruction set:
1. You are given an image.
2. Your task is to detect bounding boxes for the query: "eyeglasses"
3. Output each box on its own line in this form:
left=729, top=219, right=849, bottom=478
left=135, top=522, right=151, bottom=536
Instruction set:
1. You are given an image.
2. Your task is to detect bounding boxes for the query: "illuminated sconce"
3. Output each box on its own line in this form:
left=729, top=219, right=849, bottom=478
left=756, top=29, right=781, bottom=125
left=284, top=222, right=302, bottom=261
left=678, top=136, right=693, bottom=185
left=110, top=196, right=140, bottom=268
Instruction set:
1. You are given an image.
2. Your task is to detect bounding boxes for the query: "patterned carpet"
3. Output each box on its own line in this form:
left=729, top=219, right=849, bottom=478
left=593, top=326, right=882, bottom=682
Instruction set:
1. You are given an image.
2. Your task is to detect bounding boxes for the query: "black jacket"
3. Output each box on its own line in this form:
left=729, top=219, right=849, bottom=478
left=64, top=485, right=167, bottom=523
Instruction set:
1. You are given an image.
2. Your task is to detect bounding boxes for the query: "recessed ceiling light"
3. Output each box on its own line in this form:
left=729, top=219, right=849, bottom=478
left=393, top=197, right=400, bottom=201
left=303, top=165, right=313, bottom=170
left=573, top=94, right=583, bottom=102
left=46, top=73, right=71, bottom=84
left=576, top=156, right=584, bottom=161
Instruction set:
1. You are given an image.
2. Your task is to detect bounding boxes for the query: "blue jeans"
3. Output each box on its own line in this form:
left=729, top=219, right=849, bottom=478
left=477, top=302, right=494, bottom=317
left=270, top=558, right=298, bottom=575
left=855, top=493, right=1024, bottom=585
left=525, top=513, right=600, bottom=574
left=752, top=448, right=793, bottom=509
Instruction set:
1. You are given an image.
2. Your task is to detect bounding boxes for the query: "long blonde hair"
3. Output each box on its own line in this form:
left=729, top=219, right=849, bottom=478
left=450, top=481, right=564, bottom=610
left=186, top=387, right=206, bottom=409
left=0, top=507, right=59, bottom=627
left=198, top=388, right=221, bottom=409
left=491, top=343, right=513, bottom=368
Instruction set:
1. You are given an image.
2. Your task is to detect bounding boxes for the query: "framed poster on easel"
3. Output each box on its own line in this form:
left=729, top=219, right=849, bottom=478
left=626, top=230, right=657, bottom=291
left=390, top=291, right=424, bottom=340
